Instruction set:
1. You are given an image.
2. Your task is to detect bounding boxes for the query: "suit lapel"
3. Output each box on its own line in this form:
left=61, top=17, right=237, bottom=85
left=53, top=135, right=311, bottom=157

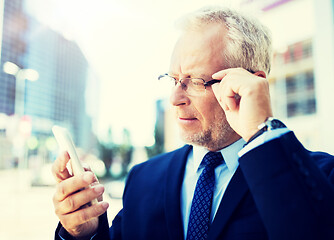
left=208, top=167, right=249, bottom=240
left=164, top=145, right=192, bottom=240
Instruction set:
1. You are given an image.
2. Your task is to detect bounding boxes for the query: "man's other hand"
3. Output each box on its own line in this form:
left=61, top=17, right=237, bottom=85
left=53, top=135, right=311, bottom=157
left=52, top=152, right=109, bottom=239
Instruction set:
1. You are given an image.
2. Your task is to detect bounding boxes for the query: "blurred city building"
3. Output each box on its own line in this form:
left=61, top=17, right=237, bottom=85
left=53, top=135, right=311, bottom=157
left=269, top=38, right=318, bottom=149
left=0, top=0, right=27, bottom=115
left=145, top=99, right=165, bottom=158
left=23, top=17, right=98, bottom=150
left=262, top=0, right=334, bottom=153
left=162, top=0, right=334, bottom=154
left=0, top=0, right=100, bottom=169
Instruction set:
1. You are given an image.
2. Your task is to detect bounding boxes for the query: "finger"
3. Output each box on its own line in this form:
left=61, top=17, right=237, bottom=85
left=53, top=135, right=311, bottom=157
left=212, top=81, right=229, bottom=111
left=225, top=96, right=238, bottom=111
left=214, top=76, right=237, bottom=111
left=60, top=201, right=109, bottom=229
left=56, top=184, right=105, bottom=215
left=212, top=68, right=232, bottom=79
left=82, top=162, right=91, bottom=172
left=211, top=82, right=219, bottom=98
left=82, top=165, right=99, bottom=183
left=82, top=164, right=99, bottom=186
left=89, top=174, right=103, bottom=202
left=53, top=172, right=96, bottom=203
left=52, top=151, right=71, bottom=182
left=222, top=81, right=239, bottom=111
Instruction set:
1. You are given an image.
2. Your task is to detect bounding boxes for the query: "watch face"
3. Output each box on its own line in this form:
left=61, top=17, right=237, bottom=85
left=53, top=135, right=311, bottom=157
left=270, top=119, right=286, bottom=129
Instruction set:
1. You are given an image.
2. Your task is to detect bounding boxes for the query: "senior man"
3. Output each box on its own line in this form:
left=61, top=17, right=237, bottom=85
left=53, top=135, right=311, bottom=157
left=52, top=6, right=334, bottom=240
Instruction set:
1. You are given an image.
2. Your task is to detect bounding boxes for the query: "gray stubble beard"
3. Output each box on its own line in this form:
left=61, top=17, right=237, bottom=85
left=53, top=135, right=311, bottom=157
left=180, top=114, right=237, bottom=151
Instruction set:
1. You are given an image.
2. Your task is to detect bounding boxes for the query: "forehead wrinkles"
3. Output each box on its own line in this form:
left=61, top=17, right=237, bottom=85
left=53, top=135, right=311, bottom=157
left=170, top=26, right=226, bottom=77
left=171, top=52, right=218, bottom=78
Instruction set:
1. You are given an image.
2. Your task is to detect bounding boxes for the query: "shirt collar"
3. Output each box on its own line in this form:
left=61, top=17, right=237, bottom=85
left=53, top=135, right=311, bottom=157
left=192, top=138, right=245, bottom=174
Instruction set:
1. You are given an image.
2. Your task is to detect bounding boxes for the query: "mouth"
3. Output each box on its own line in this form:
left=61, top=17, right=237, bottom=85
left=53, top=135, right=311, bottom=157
left=178, top=117, right=198, bottom=125
left=179, top=117, right=197, bottom=121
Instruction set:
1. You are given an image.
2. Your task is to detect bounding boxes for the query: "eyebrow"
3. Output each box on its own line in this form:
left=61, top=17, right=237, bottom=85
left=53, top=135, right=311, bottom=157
left=168, top=72, right=209, bottom=79
left=197, top=73, right=210, bottom=79
left=167, top=73, right=178, bottom=79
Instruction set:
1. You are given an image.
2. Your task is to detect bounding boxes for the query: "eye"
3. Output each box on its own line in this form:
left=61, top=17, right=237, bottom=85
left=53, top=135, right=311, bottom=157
left=191, top=78, right=205, bottom=86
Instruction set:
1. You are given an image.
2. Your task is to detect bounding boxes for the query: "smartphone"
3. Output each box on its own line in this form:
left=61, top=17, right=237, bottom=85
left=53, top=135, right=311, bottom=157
left=52, top=125, right=97, bottom=205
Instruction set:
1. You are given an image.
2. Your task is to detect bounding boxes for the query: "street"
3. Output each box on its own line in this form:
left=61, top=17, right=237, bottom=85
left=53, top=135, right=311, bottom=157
left=0, top=169, right=123, bottom=240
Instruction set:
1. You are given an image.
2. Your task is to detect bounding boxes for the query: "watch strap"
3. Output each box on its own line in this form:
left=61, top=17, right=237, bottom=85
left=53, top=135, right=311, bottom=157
left=245, top=117, right=286, bottom=146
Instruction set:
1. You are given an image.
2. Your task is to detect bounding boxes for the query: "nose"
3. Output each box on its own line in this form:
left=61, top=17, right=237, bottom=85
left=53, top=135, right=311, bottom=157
left=170, top=83, right=190, bottom=106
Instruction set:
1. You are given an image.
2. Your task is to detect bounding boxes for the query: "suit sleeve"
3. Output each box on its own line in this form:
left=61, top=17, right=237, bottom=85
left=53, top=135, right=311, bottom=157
left=239, top=131, right=334, bottom=240
left=109, top=209, right=123, bottom=240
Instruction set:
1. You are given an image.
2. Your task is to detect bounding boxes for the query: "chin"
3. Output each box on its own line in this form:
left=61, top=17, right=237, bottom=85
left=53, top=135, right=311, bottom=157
left=180, top=129, right=211, bottom=147
left=179, top=124, right=238, bottom=150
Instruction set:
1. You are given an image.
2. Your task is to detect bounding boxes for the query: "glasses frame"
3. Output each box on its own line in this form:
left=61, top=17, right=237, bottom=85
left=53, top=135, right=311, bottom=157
left=158, top=73, right=221, bottom=92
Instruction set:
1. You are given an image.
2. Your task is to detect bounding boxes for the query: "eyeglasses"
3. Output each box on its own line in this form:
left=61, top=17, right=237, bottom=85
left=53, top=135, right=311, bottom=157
left=158, top=73, right=221, bottom=95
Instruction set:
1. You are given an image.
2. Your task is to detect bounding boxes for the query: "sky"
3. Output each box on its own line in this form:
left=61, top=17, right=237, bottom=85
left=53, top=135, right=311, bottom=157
left=23, top=0, right=314, bottom=146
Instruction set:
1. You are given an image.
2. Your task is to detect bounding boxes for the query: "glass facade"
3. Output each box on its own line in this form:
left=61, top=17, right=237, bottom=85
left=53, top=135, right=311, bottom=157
left=0, top=0, right=96, bottom=149
left=0, top=0, right=27, bottom=114
left=23, top=17, right=92, bottom=145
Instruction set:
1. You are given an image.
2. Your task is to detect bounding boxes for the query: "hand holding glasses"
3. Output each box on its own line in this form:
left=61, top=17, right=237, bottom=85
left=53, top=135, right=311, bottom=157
left=158, top=69, right=256, bottom=96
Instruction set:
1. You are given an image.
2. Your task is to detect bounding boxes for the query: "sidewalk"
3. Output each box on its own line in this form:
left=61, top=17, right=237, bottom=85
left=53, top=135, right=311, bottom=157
left=0, top=169, right=122, bottom=240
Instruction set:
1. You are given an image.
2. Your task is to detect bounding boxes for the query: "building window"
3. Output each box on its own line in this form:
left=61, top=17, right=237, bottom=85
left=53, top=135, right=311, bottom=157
left=286, top=76, right=297, bottom=94
left=286, top=71, right=316, bottom=118
left=283, top=40, right=312, bottom=63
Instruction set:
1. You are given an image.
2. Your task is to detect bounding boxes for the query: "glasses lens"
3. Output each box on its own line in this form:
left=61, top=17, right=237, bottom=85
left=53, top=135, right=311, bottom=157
left=158, top=75, right=206, bottom=95
left=159, top=75, right=177, bottom=89
left=187, top=78, right=205, bottom=94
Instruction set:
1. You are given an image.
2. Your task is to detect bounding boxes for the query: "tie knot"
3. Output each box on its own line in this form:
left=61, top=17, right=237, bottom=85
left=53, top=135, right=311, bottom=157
left=200, top=151, right=223, bottom=169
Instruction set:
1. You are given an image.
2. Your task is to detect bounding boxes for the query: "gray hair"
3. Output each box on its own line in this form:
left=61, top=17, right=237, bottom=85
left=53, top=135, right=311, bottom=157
left=176, top=6, right=273, bottom=75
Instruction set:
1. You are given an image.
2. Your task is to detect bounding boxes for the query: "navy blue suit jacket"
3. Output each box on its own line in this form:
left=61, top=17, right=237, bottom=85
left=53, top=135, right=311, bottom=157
left=56, top=132, right=334, bottom=240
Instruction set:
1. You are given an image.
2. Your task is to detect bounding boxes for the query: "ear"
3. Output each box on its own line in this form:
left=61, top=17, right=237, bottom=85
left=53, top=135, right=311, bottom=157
left=254, top=71, right=266, bottom=79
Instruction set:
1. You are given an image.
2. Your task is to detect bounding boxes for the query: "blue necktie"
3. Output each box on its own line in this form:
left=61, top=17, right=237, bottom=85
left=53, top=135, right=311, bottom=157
left=186, top=151, right=224, bottom=240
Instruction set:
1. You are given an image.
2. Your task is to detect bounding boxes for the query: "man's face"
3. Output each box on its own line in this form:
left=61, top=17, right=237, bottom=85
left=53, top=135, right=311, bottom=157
left=169, top=24, right=240, bottom=151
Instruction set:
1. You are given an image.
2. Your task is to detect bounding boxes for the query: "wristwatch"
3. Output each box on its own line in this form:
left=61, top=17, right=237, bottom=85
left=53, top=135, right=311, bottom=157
left=246, top=117, right=286, bottom=145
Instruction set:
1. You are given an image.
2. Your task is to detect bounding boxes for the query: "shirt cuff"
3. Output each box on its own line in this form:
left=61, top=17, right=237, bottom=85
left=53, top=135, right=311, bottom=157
left=58, top=227, right=97, bottom=240
left=238, top=128, right=291, bottom=157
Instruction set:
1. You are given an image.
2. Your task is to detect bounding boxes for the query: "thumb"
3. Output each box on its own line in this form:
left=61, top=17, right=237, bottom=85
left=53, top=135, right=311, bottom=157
left=211, top=83, right=220, bottom=99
